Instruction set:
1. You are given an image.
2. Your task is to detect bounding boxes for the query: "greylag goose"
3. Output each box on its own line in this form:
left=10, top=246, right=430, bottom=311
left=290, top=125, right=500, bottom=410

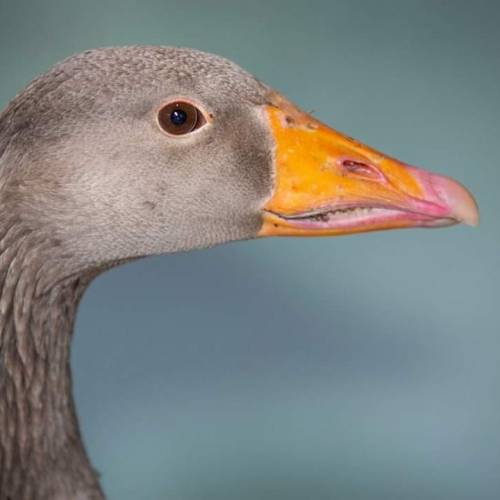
left=0, top=46, right=478, bottom=500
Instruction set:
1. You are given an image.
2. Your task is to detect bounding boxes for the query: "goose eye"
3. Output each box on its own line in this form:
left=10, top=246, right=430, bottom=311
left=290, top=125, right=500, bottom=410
left=158, top=101, right=206, bottom=136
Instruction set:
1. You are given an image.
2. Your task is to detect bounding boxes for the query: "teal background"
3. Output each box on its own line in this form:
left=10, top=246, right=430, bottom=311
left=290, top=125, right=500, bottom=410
left=1, top=1, right=499, bottom=499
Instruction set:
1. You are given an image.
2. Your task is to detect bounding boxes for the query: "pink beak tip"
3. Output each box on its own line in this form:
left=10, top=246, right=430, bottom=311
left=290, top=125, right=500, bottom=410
left=430, top=173, right=480, bottom=227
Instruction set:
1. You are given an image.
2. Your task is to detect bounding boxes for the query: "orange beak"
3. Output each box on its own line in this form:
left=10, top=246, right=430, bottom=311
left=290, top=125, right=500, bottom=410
left=259, top=94, right=479, bottom=237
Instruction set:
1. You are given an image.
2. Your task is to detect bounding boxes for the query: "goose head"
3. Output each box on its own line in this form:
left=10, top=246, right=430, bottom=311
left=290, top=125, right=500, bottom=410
left=1, top=46, right=478, bottom=276
left=0, top=46, right=480, bottom=500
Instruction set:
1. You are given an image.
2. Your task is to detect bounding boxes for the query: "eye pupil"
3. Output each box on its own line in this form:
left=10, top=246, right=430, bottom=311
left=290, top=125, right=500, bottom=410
left=170, top=109, right=187, bottom=126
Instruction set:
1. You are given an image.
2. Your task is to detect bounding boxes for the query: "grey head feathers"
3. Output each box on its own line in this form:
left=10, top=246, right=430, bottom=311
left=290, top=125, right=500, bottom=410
left=0, top=46, right=275, bottom=276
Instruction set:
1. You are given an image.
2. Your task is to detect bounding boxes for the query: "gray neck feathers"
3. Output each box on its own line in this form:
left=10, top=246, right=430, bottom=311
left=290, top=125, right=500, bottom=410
left=0, top=221, right=104, bottom=499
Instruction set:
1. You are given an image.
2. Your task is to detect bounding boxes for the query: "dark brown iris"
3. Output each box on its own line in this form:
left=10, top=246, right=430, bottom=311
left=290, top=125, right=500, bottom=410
left=158, top=101, right=205, bottom=135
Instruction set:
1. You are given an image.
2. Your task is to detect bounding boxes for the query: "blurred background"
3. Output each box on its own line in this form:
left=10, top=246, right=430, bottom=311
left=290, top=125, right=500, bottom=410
left=1, top=1, right=499, bottom=499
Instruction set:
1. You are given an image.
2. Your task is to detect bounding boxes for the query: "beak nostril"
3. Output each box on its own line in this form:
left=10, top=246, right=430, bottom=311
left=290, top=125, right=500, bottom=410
left=341, top=159, right=385, bottom=181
